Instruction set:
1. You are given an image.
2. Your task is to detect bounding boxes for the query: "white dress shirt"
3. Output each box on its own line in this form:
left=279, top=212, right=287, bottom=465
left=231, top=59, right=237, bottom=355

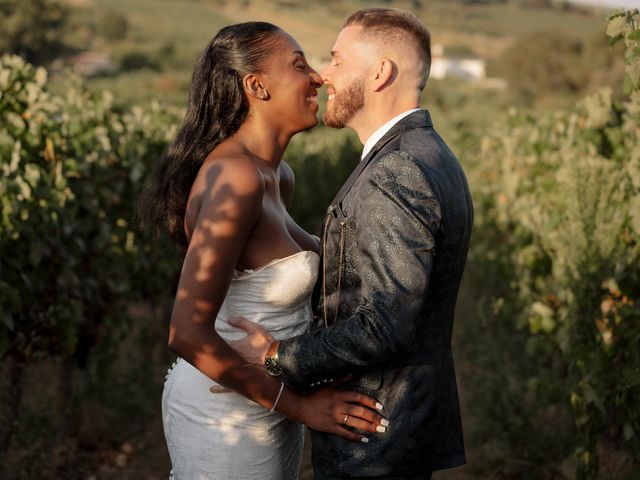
left=360, top=108, right=421, bottom=160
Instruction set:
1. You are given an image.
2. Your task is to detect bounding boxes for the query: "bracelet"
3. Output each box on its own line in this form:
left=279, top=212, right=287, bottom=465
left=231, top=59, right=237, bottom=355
left=270, top=382, right=285, bottom=412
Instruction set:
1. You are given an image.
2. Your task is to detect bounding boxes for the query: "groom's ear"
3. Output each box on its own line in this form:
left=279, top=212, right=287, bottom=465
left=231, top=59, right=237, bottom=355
left=370, top=58, right=397, bottom=92
left=242, top=73, right=269, bottom=101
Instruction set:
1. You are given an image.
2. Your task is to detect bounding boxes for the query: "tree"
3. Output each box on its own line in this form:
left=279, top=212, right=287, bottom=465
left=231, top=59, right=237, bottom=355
left=97, top=10, right=128, bottom=41
left=0, top=0, right=69, bottom=65
left=489, top=29, right=625, bottom=106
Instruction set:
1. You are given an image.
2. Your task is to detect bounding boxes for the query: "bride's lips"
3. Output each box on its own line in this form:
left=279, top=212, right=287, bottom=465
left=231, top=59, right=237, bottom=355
left=306, top=93, right=319, bottom=113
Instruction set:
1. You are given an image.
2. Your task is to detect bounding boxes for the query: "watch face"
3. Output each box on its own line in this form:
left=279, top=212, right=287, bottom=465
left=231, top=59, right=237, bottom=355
left=265, top=357, right=282, bottom=377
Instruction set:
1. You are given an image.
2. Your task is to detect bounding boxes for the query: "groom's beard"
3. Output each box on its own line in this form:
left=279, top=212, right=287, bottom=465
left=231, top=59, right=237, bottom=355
left=322, top=77, right=365, bottom=129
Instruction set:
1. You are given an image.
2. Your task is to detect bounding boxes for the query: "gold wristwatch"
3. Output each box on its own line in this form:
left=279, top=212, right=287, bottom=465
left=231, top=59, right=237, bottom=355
left=264, top=342, right=282, bottom=377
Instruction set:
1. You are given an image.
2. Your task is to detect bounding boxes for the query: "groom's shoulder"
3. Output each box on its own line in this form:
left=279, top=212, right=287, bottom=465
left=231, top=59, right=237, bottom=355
left=393, top=123, right=459, bottom=170
left=366, top=130, right=460, bottom=196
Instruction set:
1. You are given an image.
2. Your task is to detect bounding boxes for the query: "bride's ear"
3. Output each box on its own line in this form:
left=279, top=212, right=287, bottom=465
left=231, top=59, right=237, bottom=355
left=243, top=73, right=270, bottom=101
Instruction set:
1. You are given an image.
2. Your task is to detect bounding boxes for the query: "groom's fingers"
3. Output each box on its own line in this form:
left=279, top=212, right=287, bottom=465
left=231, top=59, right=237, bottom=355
left=209, top=385, right=230, bottom=394
left=226, top=316, right=260, bottom=334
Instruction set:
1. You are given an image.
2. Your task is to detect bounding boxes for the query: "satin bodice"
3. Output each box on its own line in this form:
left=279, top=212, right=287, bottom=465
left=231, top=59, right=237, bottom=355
left=162, top=250, right=319, bottom=480
left=215, top=249, right=319, bottom=341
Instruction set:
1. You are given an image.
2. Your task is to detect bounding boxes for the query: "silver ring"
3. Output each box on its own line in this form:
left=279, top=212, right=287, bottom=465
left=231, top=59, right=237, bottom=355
left=343, top=414, right=348, bottom=425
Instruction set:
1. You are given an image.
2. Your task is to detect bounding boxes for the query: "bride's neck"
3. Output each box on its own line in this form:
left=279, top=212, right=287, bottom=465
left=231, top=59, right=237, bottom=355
left=233, top=116, right=292, bottom=170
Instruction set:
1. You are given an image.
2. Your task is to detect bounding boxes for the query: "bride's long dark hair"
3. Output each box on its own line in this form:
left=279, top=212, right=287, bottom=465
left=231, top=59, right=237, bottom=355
left=138, top=22, right=281, bottom=246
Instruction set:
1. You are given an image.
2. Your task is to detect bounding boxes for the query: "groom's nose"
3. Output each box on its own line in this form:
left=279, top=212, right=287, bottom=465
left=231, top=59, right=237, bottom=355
left=320, top=64, right=332, bottom=84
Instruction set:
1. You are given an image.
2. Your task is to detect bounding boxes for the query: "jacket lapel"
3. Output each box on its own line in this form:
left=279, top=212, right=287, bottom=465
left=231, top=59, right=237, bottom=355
left=330, top=110, right=433, bottom=207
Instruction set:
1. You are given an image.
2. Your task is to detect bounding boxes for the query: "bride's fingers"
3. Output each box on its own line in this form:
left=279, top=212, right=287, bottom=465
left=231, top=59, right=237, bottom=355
left=342, top=413, right=385, bottom=434
left=209, top=385, right=230, bottom=393
left=333, top=425, right=370, bottom=443
left=346, top=404, right=388, bottom=427
left=227, top=316, right=260, bottom=334
left=339, top=391, right=384, bottom=412
left=337, top=409, right=383, bottom=434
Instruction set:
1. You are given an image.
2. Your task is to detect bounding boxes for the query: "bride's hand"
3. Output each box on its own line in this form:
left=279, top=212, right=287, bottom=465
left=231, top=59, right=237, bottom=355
left=297, top=381, right=388, bottom=443
left=227, top=317, right=389, bottom=442
left=226, top=316, right=274, bottom=364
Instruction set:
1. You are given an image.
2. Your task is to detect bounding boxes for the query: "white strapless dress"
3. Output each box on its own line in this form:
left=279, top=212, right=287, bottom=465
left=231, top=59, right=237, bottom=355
left=162, top=250, right=319, bottom=480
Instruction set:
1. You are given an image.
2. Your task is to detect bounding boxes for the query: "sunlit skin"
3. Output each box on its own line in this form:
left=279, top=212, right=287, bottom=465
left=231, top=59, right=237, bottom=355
left=167, top=31, right=387, bottom=442
left=227, top=24, right=428, bottom=399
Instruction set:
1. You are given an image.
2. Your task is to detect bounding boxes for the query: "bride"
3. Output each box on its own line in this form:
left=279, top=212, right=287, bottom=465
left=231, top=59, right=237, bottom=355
left=138, top=22, right=386, bottom=479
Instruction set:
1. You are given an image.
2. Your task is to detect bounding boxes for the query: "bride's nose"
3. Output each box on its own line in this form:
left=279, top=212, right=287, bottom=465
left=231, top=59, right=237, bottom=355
left=310, top=70, right=322, bottom=88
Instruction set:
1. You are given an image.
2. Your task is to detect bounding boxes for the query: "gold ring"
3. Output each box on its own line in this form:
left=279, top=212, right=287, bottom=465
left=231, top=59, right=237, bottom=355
left=343, top=414, right=348, bottom=424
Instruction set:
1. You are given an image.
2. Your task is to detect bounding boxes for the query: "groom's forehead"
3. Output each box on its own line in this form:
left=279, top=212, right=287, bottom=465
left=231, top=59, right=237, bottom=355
left=331, top=26, right=376, bottom=59
left=333, top=26, right=363, bottom=50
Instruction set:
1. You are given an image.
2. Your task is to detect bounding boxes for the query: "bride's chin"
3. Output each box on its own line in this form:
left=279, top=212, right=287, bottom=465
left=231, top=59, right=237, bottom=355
left=299, top=116, right=319, bottom=131
left=293, top=122, right=318, bottom=136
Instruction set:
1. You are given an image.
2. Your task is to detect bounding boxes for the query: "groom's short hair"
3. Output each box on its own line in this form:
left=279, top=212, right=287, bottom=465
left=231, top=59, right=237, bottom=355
left=345, top=8, right=431, bottom=90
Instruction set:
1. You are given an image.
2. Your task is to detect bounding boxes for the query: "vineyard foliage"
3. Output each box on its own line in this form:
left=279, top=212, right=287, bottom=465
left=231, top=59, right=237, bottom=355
left=0, top=55, right=182, bottom=364
left=466, top=9, right=640, bottom=478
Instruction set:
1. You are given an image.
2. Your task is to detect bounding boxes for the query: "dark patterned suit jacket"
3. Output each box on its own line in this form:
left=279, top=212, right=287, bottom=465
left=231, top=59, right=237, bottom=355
left=277, top=110, right=473, bottom=477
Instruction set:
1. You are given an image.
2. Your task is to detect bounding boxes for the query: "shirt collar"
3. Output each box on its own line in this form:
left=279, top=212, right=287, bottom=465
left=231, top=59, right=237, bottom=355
left=360, top=108, right=421, bottom=160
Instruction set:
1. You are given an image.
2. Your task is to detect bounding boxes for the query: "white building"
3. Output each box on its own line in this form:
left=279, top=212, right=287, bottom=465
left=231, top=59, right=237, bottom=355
left=430, top=43, right=487, bottom=81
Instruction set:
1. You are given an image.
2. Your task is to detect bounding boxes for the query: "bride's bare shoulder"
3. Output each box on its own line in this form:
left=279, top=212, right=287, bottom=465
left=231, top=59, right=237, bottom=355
left=199, top=152, right=265, bottom=201
left=184, top=153, right=265, bottom=240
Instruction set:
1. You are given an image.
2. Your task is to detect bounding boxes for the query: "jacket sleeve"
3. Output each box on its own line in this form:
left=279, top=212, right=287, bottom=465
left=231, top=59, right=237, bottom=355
left=276, top=151, right=442, bottom=390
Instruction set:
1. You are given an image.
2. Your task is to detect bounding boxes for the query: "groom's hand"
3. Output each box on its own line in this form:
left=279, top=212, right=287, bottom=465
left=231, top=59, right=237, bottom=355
left=226, top=316, right=274, bottom=365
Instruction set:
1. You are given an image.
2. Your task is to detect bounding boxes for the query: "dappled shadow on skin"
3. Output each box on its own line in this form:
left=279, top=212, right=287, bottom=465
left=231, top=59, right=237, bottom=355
left=162, top=160, right=310, bottom=476
left=161, top=159, right=349, bottom=478
left=168, top=160, right=249, bottom=374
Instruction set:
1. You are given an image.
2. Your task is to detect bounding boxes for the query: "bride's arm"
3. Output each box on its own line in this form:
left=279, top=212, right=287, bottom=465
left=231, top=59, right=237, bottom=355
left=167, top=155, right=270, bottom=403
left=167, top=156, right=383, bottom=441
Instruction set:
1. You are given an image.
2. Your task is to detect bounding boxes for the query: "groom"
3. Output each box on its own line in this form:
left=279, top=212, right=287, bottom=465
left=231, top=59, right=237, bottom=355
left=232, top=8, right=472, bottom=479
